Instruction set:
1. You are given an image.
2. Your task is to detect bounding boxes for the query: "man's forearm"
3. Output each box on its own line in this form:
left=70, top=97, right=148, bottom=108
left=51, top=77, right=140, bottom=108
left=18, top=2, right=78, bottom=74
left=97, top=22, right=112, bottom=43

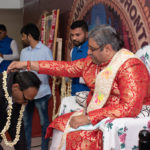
left=29, top=61, right=39, bottom=72
left=7, top=61, right=39, bottom=72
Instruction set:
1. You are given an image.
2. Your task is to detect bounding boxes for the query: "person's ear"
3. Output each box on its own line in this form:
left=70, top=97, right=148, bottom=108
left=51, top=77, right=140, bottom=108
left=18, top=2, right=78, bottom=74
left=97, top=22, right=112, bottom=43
left=4, top=31, right=7, bottom=36
left=85, top=32, right=88, bottom=39
left=28, top=34, right=32, bottom=40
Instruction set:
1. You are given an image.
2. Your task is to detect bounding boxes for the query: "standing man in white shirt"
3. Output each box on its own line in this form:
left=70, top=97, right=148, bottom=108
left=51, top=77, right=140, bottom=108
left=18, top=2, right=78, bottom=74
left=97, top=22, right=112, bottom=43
left=0, top=24, right=19, bottom=72
left=20, top=23, right=53, bottom=150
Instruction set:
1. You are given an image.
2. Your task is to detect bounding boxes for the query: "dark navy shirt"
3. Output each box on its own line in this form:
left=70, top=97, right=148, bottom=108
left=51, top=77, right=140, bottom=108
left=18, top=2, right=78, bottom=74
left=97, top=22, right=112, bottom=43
left=0, top=36, right=13, bottom=72
left=71, top=40, right=90, bottom=95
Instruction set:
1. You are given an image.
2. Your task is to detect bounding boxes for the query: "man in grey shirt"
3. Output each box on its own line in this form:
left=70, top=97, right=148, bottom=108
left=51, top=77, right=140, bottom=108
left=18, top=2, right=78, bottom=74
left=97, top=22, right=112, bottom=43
left=20, top=23, right=53, bottom=150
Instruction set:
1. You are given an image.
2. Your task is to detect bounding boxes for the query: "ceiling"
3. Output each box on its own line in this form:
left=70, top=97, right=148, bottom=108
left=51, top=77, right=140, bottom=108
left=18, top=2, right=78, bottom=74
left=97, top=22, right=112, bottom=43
left=0, top=0, right=23, bottom=9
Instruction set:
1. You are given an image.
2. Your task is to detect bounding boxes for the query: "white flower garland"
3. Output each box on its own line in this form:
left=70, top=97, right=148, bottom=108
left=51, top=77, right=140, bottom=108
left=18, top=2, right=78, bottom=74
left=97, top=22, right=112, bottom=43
left=0, top=71, right=25, bottom=147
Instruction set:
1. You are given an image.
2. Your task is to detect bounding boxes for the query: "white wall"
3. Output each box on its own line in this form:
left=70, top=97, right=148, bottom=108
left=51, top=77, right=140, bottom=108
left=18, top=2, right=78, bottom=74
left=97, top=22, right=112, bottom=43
left=0, top=9, right=23, bottom=52
left=0, top=0, right=23, bottom=9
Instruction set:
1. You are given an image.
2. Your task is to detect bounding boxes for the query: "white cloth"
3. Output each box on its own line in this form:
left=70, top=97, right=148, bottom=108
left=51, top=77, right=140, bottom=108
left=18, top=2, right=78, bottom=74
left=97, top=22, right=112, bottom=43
left=0, top=56, right=3, bottom=63
left=79, top=77, right=86, bottom=84
left=49, top=129, right=65, bottom=150
left=59, top=96, right=83, bottom=116
left=135, top=44, right=150, bottom=73
left=100, top=117, right=150, bottom=150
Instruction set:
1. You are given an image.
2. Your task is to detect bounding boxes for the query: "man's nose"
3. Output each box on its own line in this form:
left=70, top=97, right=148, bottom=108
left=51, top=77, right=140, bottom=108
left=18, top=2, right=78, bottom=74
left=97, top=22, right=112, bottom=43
left=72, top=35, right=77, bottom=40
left=87, top=49, right=92, bottom=55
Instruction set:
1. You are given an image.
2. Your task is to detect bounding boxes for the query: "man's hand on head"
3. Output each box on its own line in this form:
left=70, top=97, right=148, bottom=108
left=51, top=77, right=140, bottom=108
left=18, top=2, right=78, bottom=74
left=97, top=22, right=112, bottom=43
left=7, top=61, right=27, bottom=73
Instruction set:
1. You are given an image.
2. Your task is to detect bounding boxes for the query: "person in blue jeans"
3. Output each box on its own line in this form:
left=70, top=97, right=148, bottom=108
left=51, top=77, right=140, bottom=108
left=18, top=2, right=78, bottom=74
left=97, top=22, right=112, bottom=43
left=20, top=23, right=53, bottom=150
left=23, top=95, right=50, bottom=150
left=70, top=20, right=90, bottom=95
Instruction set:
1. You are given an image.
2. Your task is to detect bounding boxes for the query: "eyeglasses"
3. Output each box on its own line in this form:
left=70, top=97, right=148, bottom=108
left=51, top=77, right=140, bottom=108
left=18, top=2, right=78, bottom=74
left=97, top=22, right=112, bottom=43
left=22, top=92, right=30, bottom=103
left=88, top=45, right=100, bottom=52
left=88, top=44, right=105, bottom=52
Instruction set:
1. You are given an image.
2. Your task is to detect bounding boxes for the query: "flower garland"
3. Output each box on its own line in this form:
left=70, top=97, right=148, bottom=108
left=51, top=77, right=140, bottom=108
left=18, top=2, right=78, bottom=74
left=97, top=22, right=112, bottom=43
left=52, top=76, right=57, bottom=120
left=40, top=10, right=58, bottom=120
left=41, top=13, right=46, bottom=44
left=0, top=71, right=25, bottom=147
left=40, top=10, right=72, bottom=119
left=67, top=78, right=72, bottom=97
left=61, top=77, right=66, bottom=99
left=61, top=77, right=72, bottom=98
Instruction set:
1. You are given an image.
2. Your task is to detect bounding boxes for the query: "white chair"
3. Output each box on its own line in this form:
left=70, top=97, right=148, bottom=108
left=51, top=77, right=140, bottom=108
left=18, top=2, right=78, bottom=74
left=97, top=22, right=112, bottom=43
left=99, top=116, right=150, bottom=150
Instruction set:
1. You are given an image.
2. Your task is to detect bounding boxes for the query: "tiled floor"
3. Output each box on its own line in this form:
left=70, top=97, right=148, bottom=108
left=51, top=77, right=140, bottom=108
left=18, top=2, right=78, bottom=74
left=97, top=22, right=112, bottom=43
left=1, top=137, right=51, bottom=150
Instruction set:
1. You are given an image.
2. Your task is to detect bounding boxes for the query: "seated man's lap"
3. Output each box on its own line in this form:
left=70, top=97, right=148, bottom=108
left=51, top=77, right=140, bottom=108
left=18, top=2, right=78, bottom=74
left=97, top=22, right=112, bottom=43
left=59, top=96, right=83, bottom=116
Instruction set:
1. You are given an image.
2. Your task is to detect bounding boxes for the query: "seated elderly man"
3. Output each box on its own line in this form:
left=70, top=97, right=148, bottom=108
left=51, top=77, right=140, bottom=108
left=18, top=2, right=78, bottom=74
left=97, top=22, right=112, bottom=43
left=7, top=25, right=150, bottom=150
left=0, top=71, right=41, bottom=150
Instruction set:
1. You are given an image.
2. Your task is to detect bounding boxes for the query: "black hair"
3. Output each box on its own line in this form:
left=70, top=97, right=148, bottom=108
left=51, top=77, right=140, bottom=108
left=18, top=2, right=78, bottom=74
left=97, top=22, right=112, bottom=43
left=13, top=71, right=41, bottom=91
left=0, top=24, right=7, bottom=31
left=20, top=23, right=40, bottom=40
left=70, top=20, right=88, bottom=32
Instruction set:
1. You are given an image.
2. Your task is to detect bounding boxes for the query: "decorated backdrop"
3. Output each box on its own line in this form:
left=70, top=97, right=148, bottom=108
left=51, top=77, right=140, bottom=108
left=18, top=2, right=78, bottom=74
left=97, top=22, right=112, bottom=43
left=66, top=0, right=150, bottom=60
